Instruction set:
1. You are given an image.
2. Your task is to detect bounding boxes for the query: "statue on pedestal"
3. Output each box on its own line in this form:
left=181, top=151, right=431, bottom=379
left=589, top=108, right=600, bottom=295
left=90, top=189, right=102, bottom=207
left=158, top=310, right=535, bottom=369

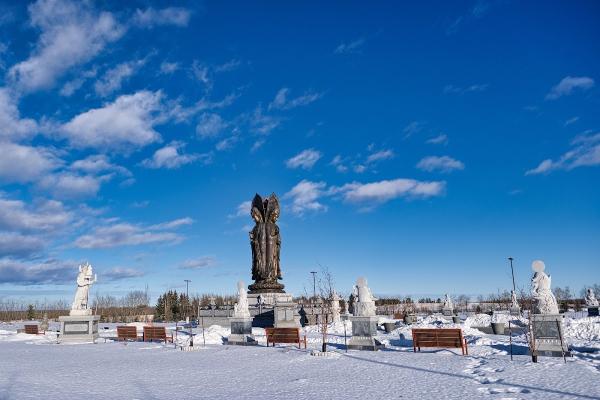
left=71, top=262, right=96, bottom=316
left=233, top=281, right=250, bottom=318
left=330, top=291, right=341, bottom=323
left=442, top=294, right=454, bottom=310
left=352, top=277, right=376, bottom=317
left=531, top=260, right=559, bottom=314
left=585, top=288, right=599, bottom=307
left=248, top=193, right=284, bottom=293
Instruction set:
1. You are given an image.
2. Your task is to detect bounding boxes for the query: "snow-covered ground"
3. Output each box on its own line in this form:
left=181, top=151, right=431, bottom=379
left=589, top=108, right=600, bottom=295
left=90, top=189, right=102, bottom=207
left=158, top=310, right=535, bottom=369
left=1, top=314, right=599, bottom=399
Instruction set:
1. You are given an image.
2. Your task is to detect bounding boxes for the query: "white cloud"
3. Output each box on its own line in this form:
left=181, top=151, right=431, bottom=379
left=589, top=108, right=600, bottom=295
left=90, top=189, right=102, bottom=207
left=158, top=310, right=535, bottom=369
left=159, top=61, right=179, bottom=74
left=0, top=195, right=72, bottom=233
left=249, top=106, right=280, bottom=136
left=526, top=132, right=600, bottom=175
left=8, top=0, right=124, bottom=92
left=366, top=149, right=394, bottom=164
left=285, top=148, right=322, bottom=170
left=403, top=121, right=423, bottom=138
left=426, top=134, right=448, bottom=145
left=61, top=90, right=163, bottom=151
left=59, top=68, right=97, bottom=97
left=284, top=180, right=328, bottom=215
left=0, top=142, right=62, bottom=183
left=103, top=267, right=144, bottom=281
left=179, top=256, right=216, bottom=270
left=214, top=59, right=241, bottom=73
left=334, top=37, right=365, bottom=54
left=229, top=201, right=251, bottom=219
left=330, top=155, right=348, bottom=173
left=0, top=88, right=38, bottom=140
left=333, top=178, right=446, bottom=204
left=141, top=141, right=206, bottom=169
left=443, top=84, right=488, bottom=94
left=74, top=218, right=191, bottom=249
left=132, top=7, right=191, bottom=28
left=416, top=156, right=465, bottom=173
left=546, top=76, right=595, bottom=100
left=268, top=88, right=323, bottom=110
left=196, top=113, right=227, bottom=138
left=564, top=116, right=579, bottom=126
left=0, top=232, right=45, bottom=257
left=94, top=58, right=146, bottom=97
left=0, top=258, right=77, bottom=284
left=191, top=61, right=212, bottom=91
left=70, top=154, right=130, bottom=176
left=148, top=217, right=194, bottom=230
left=37, top=172, right=106, bottom=199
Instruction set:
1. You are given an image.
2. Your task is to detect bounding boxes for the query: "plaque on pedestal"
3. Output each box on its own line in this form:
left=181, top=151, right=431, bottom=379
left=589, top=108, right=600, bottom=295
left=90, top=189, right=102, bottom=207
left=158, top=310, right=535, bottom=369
left=274, top=301, right=300, bottom=328
left=228, top=317, right=257, bottom=346
left=529, top=314, right=570, bottom=361
left=59, top=315, right=99, bottom=343
left=348, top=315, right=384, bottom=351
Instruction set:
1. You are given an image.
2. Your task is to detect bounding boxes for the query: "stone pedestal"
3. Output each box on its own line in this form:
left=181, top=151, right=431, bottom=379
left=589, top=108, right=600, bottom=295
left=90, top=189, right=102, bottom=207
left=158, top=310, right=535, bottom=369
left=248, top=292, right=293, bottom=307
left=442, top=308, right=454, bottom=317
left=348, top=315, right=384, bottom=351
left=274, top=301, right=300, bottom=328
left=588, top=307, right=599, bottom=317
left=510, top=306, right=521, bottom=316
left=227, top=317, right=257, bottom=346
left=59, top=315, right=99, bottom=343
left=530, top=314, right=570, bottom=359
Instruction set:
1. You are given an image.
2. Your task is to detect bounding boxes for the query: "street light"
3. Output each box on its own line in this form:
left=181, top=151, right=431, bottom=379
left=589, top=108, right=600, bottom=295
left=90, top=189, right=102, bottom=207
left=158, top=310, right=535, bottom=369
left=184, top=279, right=191, bottom=319
left=310, top=271, right=317, bottom=301
left=508, top=257, right=516, bottom=293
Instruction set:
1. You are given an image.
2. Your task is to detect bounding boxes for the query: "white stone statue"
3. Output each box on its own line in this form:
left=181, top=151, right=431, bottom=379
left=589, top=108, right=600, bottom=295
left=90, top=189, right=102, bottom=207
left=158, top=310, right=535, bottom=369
left=585, top=288, right=599, bottom=307
left=233, top=280, right=250, bottom=318
left=352, top=277, right=376, bottom=317
left=530, top=260, right=559, bottom=314
left=70, top=262, right=97, bottom=316
left=330, top=291, right=341, bottom=323
left=510, top=290, right=520, bottom=309
left=442, top=294, right=454, bottom=310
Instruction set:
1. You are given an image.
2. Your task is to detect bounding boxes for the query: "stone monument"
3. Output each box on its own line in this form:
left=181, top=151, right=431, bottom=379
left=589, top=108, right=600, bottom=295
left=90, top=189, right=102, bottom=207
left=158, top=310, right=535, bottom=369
left=228, top=281, right=257, bottom=345
left=348, top=277, right=384, bottom=351
left=442, top=293, right=454, bottom=316
left=585, top=288, right=599, bottom=317
left=59, top=262, right=100, bottom=343
left=529, top=260, right=569, bottom=361
left=39, top=312, right=49, bottom=332
left=331, top=291, right=341, bottom=323
left=510, top=290, right=521, bottom=316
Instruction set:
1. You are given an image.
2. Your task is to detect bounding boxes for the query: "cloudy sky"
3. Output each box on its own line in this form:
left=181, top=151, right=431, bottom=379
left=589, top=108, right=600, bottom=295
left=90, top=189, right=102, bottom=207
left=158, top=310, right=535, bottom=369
left=0, top=0, right=599, bottom=302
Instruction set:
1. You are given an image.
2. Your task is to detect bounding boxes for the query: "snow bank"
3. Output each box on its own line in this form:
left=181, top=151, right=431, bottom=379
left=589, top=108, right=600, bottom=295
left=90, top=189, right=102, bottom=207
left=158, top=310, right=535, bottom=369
left=564, top=316, right=600, bottom=342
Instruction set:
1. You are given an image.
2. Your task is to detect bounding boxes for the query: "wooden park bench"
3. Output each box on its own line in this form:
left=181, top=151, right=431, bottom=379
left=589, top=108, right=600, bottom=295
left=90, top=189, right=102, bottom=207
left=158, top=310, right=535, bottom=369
left=24, top=324, right=43, bottom=335
left=412, top=328, right=468, bottom=355
left=143, top=326, right=173, bottom=344
left=265, top=327, right=307, bottom=349
left=117, top=326, right=139, bottom=342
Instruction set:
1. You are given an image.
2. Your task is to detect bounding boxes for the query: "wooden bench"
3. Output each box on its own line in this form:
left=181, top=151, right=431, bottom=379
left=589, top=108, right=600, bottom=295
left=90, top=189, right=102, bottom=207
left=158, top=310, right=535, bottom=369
left=265, top=327, right=307, bottom=349
left=143, top=326, right=173, bottom=343
left=117, top=326, right=139, bottom=342
left=412, top=328, right=468, bottom=355
left=24, top=324, right=43, bottom=335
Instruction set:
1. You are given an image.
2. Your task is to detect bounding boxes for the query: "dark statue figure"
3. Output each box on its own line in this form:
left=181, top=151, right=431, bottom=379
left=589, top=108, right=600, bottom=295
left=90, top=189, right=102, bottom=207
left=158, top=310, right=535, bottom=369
left=248, top=193, right=285, bottom=293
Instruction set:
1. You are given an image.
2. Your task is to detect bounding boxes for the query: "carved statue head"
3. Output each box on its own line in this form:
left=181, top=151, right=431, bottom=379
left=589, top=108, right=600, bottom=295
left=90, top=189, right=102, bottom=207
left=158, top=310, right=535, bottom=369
left=251, top=194, right=265, bottom=223
left=265, top=193, right=280, bottom=223
left=79, top=262, right=93, bottom=277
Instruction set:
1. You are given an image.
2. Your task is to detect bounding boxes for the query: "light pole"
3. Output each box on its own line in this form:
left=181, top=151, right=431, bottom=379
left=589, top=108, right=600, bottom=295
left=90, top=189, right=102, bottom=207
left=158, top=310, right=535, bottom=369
left=184, top=279, right=191, bottom=319
left=508, top=257, right=516, bottom=293
left=310, top=271, right=317, bottom=301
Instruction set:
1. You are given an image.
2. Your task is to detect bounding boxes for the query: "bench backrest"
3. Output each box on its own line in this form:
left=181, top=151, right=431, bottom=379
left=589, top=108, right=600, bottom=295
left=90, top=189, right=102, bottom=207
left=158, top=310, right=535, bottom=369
left=117, top=326, right=137, bottom=338
left=412, top=328, right=464, bottom=348
left=24, top=324, right=39, bottom=334
left=144, top=326, right=166, bottom=339
left=265, top=327, right=300, bottom=341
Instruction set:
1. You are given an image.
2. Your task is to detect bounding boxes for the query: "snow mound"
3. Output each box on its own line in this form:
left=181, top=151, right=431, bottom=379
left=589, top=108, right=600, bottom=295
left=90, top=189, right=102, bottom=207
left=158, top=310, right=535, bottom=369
left=564, top=316, right=600, bottom=342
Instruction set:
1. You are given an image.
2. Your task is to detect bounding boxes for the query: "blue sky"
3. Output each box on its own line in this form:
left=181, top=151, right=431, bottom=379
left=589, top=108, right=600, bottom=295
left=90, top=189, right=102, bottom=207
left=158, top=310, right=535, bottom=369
left=0, top=0, right=599, bottom=303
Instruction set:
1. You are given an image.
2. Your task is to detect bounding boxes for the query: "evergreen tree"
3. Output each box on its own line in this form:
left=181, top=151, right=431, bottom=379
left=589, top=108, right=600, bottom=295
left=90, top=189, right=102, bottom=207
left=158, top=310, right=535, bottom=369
left=26, top=304, right=35, bottom=320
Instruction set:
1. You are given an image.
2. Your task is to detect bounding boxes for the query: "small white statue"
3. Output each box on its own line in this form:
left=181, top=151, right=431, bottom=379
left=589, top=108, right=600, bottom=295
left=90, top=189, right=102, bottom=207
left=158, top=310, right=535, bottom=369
left=442, top=294, right=454, bottom=310
left=352, top=277, right=376, bottom=317
left=531, top=260, right=559, bottom=314
left=330, top=291, right=341, bottom=323
left=510, top=290, right=520, bottom=309
left=70, top=262, right=97, bottom=316
left=233, top=281, right=250, bottom=318
left=585, top=288, right=599, bottom=307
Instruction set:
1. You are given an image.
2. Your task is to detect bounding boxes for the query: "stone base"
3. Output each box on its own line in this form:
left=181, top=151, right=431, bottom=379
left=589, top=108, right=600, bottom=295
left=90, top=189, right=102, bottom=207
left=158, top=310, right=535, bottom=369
left=530, top=314, right=569, bottom=358
left=442, top=308, right=454, bottom=316
left=230, top=317, right=253, bottom=335
left=59, top=315, right=99, bottom=343
left=248, top=292, right=293, bottom=307
left=510, top=307, right=521, bottom=316
left=248, top=280, right=285, bottom=294
left=227, top=334, right=258, bottom=346
left=348, top=315, right=384, bottom=351
left=274, top=301, right=300, bottom=328
left=588, top=307, right=599, bottom=317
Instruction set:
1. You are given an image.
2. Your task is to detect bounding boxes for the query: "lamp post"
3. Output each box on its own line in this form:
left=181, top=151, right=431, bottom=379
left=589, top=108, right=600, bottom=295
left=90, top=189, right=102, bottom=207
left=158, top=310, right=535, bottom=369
left=184, top=279, right=191, bottom=319
left=508, top=257, right=516, bottom=293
